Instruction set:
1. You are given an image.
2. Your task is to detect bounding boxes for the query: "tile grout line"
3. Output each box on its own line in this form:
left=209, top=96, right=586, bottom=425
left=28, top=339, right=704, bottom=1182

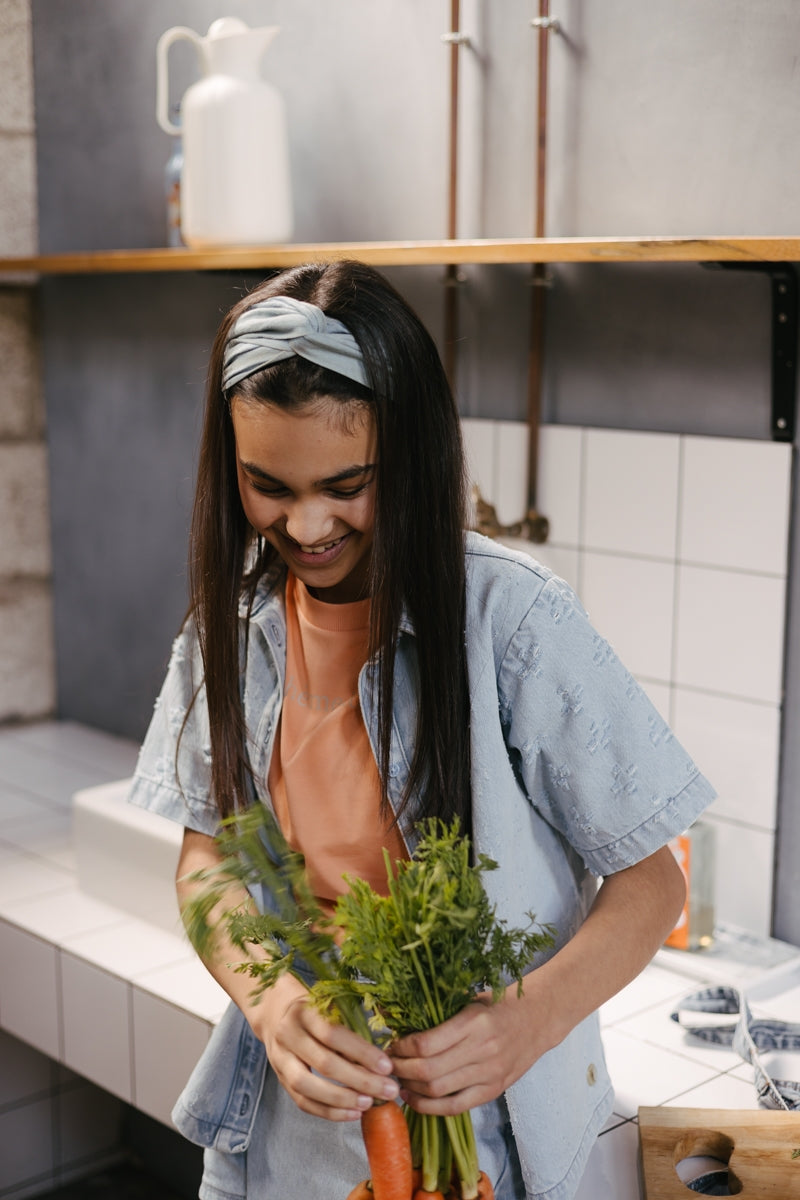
left=576, top=426, right=587, bottom=599
left=669, top=436, right=686, bottom=726
left=127, top=981, right=136, bottom=1111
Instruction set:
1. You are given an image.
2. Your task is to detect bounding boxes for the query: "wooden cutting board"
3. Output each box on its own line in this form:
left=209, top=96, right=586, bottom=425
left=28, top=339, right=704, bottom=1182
left=638, top=1106, right=800, bottom=1197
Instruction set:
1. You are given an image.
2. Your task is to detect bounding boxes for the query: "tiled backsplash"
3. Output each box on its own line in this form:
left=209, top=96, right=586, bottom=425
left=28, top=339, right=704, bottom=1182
left=462, top=419, right=793, bottom=939
left=0, top=723, right=215, bottom=1197
left=0, top=1029, right=124, bottom=1198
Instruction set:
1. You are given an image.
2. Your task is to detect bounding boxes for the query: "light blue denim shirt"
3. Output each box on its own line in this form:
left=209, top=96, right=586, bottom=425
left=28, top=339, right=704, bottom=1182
left=128, top=531, right=715, bottom=1200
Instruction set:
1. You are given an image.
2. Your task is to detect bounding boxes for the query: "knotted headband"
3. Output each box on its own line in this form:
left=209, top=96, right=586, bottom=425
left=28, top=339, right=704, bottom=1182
left=221, top=296, right=369, bottom=392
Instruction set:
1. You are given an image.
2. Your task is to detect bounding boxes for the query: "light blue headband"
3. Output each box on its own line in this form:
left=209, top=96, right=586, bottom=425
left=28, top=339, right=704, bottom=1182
left=221, top=296, right=369, bottom=392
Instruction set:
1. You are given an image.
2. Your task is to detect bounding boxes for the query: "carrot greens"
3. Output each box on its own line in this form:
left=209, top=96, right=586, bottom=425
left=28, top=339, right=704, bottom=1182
left=180, top=805, right=556, bottom=1199
left=180, top=802, right=373, bottom=1042
left=330, top=819, right=556, bottom=1200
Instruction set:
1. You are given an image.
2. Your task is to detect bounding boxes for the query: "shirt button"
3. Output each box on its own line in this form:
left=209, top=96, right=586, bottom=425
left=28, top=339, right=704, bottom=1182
left=586, top=1063, right=597, bottom=1086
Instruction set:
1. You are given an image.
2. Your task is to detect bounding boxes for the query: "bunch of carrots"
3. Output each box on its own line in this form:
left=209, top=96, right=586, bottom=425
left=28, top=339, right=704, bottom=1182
left=182, top=807, right=555, bottom=1200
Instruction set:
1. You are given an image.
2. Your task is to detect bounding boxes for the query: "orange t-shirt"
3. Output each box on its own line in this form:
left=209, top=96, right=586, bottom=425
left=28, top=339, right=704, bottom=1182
left=268, top=574, right=408, bottom=912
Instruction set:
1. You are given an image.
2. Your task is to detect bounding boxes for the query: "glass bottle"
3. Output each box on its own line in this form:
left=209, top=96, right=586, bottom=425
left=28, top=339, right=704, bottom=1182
left=665, top=819, right=716, bottom=951
left=164, top=105, right=184, bottom=247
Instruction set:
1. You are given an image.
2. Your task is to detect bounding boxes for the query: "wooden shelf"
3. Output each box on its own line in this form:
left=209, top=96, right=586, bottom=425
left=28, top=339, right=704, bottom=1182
left=3, top=235, right=800, bottom=275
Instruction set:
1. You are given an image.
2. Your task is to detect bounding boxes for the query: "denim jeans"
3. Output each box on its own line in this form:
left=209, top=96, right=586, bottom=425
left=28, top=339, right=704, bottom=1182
left=671, top=985, right=800, bottom=1110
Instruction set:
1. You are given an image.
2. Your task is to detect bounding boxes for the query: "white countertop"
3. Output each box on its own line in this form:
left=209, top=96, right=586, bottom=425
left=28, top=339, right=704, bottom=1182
left=1, top=719, right=799, bottom=1198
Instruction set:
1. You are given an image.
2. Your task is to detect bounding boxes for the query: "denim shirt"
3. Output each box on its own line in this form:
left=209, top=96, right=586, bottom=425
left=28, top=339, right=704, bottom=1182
left=128, top=531, right=715, bottom=1200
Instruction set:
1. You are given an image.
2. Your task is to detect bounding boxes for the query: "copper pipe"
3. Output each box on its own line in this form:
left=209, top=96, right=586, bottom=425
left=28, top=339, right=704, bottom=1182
left=445, top=4, right=551, bottom=543
left=525, top=0, right=554, bottom=541
left=533, top=1, right=550, bottom=242
left=447, top=0, right=460, bottom=240
left=443, top=0, right=461, bottom=389
left=527, top=281, right=547, bottom=529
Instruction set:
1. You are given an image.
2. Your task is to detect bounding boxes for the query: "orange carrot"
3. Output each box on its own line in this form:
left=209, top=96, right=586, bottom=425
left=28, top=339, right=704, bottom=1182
left=361, top=1100, right=414, bottom=1200
left=475, top=1171, right=495, bottom=1199
left=412, top=1189, right=447, bottom=1199
left=346, top=1182, right=373, bottom=1200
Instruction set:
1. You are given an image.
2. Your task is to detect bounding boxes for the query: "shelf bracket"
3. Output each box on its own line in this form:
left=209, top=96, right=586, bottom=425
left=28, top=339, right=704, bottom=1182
left=706, top=261, right=798, bottom=442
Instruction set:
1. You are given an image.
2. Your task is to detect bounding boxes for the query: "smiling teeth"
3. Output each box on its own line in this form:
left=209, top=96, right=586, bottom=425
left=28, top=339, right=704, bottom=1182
left=298, top=536, right=344, bottom=555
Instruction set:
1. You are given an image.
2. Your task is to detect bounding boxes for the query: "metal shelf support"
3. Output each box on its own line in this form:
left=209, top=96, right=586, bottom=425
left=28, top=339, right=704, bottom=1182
left=711, top=261, right=798, bottom=442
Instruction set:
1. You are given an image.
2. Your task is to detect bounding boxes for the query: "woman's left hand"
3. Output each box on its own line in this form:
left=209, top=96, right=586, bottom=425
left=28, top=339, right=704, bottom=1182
left=390, top=845, right=687, bottom=1116
left=388, top=990, right=542, bottom=1115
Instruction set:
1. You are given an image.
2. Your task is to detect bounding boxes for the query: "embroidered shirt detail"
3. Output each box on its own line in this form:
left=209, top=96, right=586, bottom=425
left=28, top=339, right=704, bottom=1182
left=590, top=634, right=617, bottom=668
left=513, top=638, right=543, bottom=681
left=557, top=684, right=584, bottom=717
left=586, top=717, right=611, bottom=755
left=610, top=762, right=638, bottom=797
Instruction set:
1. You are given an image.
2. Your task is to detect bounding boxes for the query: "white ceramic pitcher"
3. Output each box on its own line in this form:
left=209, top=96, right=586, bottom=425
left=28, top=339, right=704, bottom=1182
left=156, top=17, right=293, bottom=247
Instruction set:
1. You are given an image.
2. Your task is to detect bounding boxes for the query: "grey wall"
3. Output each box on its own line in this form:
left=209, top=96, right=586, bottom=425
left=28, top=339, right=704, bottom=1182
left=30, top=1, right=800, bottom=939
left=41, top=272, right=231, bottom=731
left=32, top=0, right=451, bottom=730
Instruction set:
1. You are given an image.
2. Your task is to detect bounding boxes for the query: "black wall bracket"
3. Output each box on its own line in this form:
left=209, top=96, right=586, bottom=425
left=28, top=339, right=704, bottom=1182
left=706, top=261, right=798, bottom=443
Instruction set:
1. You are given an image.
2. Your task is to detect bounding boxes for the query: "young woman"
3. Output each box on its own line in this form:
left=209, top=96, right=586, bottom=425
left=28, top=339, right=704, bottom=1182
left=129, top=260, right=714, bottom=1200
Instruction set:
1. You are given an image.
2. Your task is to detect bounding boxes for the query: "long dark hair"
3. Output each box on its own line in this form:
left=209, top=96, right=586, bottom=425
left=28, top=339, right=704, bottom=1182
left=189, top=260, right=471, bottom=832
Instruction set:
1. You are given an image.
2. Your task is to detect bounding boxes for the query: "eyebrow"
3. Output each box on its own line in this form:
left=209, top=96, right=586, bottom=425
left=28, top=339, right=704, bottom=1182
left=239, top=460, right=377, bottom=488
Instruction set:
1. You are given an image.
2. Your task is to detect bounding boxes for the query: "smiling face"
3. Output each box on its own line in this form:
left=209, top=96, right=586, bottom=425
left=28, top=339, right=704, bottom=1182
left=230, top=395, right=378, bottom=604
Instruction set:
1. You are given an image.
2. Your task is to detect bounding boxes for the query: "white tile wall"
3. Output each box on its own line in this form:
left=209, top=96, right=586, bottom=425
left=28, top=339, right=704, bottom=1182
left=706, top=820, right=775, bottom=937
left=494, top=421, right=529, bottom=527
left=583, top=428, right=681, bottom=559
left=131, top=990, right=211, bottom=1126
left=0, top=1097, right=56, bottom=1195
left=537, top=424, right=583, bottom=545
left=0, top=1031, right=51, bottom=1107
left=679, top=436, right=792, bottom=574
left=134, top=957, right=228, bottom=1025
left=671, top=690, right=780, bottom=829
left=56, top=1075, right=125, bottom=1180
left=465, top=419, right=793, bottom=939
left=0, top=0, right=50, bottom=729
left=0, top=1034, right=124, bottom=1199
left=0, top=923, right=60, bottom=1059
left=60, top=915, right=194, bottom=980
left=581, top=552, right=676, bottom=681
left=675, top=565, right=786, bottom=703
left=60, top=954, right=132, bottom=1101
left=72, top=781, right=184, bottom=935
left=0, top=722, right=144, bottom=1194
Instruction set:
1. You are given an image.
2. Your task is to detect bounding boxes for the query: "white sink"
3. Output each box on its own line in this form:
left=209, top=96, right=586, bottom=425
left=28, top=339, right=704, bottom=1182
left=72, top=779, right=183, bottom=935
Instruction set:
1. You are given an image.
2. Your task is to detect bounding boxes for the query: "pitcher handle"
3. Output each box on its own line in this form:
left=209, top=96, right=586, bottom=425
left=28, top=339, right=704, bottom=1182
left=156, top=26, right=205, bottom=135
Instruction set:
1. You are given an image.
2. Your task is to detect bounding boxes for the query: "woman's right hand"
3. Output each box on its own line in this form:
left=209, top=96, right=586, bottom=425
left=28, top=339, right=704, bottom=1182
left=177, top=828, right=397, bottom=1122
left=249, top=972, right=399, bottom=1121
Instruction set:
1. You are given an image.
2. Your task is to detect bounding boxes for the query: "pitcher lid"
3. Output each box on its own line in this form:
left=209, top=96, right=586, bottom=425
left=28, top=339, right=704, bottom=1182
left=206, top=17, right=277, bottom=40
